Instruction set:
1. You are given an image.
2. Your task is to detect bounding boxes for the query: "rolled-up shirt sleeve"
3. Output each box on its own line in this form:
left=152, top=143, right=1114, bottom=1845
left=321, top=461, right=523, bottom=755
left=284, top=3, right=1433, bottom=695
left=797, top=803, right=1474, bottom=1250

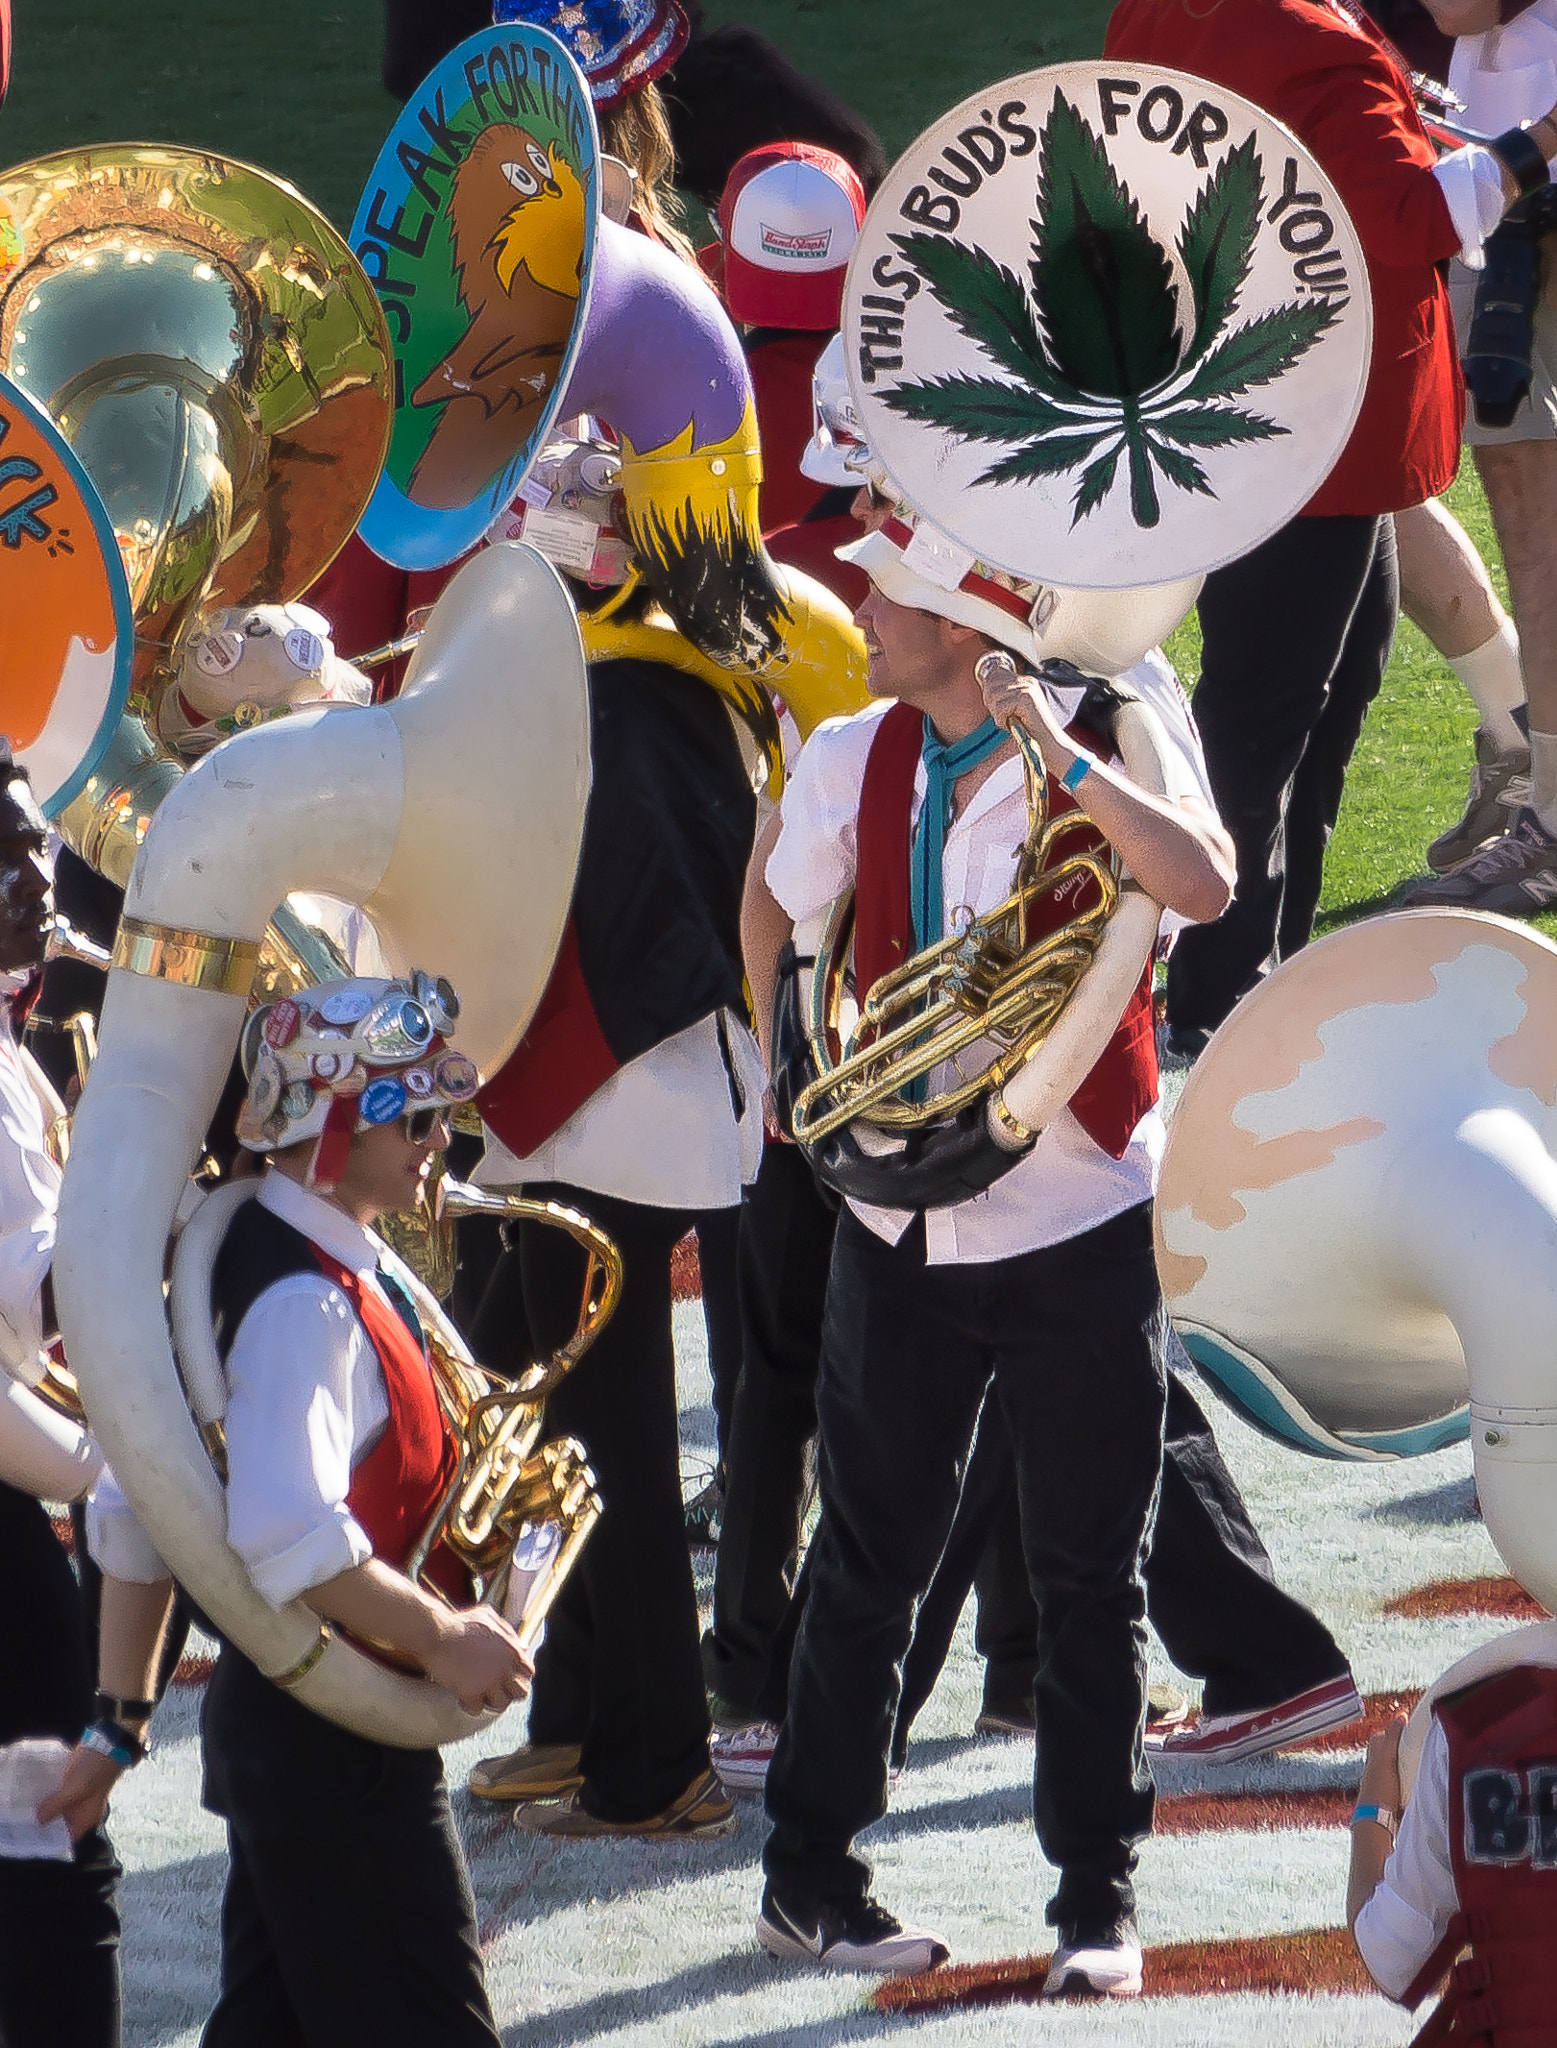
left=1435, top=145, right=1515, bottom=270
left=222, top=1276, right=380, bottom=1609
left=1354, top=1717, right=1458, bottom=2001
left=86, top=1464, right=170, bottom=1584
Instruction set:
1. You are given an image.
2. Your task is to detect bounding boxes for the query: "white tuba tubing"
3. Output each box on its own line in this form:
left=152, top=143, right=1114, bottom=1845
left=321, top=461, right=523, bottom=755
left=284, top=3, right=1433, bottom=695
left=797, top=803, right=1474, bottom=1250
left=170, top=1180, right=258, bottom=1429
left=1385, top=1107, right=1557, bottom=1617
left=999, top=701, right=1168, bottom=1138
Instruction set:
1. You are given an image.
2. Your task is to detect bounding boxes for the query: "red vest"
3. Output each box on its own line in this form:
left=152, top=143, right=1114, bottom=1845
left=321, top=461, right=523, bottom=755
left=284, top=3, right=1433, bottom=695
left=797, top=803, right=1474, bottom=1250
left=852, top=702, right=1157, bottom=1161
left=312, top=1250, right=470, bottom=1612
left=1403, top=1666, right=1557, bottom=2046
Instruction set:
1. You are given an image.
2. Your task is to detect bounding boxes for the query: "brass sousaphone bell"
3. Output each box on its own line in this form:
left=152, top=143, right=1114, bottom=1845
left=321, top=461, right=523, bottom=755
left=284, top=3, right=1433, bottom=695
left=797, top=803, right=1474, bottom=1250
left=0, top=144, right=393, bottom=898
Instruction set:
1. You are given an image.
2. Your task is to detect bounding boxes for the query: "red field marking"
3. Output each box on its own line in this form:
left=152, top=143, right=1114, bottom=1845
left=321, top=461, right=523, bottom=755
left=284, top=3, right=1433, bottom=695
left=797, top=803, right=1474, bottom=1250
left=1383, top=1577, right=1546, bottom=1621
left=1157, top=1788, right=1352, bottom=1832
left=872, top=1926, right=1375, bottom=2014
left=671, top=1232, right=701, bottom=1301
left=50, top=1512, right=75, bottom=1555
left=1282, top=1689, right=1422, bottom=1753
left=173, top=1654, right=214, bottom=1687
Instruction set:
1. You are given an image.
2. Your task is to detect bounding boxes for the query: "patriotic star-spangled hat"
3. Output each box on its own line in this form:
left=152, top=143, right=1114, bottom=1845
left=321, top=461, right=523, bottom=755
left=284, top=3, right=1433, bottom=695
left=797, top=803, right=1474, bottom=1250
left=489, top=0, right=689, bottom=111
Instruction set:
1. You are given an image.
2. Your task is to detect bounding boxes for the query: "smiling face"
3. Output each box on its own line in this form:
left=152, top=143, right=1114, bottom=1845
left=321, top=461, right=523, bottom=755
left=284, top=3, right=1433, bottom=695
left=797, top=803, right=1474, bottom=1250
left=0, top=772, right=54, bottom=977
left=854, top=582, right=966, bottom=707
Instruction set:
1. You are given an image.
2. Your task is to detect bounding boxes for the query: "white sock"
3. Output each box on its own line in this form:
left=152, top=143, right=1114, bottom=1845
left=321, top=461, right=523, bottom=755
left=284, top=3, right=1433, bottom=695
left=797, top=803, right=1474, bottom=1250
left=1530, top=729, right=1557, bottom=837
left=1449, top=621, right=1526, bottom=755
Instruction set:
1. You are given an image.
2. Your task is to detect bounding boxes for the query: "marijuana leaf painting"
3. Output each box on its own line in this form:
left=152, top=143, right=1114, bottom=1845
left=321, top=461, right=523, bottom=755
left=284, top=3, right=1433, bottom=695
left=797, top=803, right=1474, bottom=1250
left=879, top=94, right=1341, bottom=529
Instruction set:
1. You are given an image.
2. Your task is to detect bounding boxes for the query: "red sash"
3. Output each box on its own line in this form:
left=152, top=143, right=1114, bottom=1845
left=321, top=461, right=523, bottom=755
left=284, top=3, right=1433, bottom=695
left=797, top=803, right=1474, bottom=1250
left=1401, top=1666, right=1557, bottom=2044
left=476, top=914, right=619, bottom=1160
left=852, top=701, right=1156, bottom=1162
left=312, top=1251, right=470, bottom=1611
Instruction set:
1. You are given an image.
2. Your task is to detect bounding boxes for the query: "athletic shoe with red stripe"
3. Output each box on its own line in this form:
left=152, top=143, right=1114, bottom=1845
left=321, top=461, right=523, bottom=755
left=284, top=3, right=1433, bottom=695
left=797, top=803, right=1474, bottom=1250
left=1156, top=1675, right=1364, bottom=1763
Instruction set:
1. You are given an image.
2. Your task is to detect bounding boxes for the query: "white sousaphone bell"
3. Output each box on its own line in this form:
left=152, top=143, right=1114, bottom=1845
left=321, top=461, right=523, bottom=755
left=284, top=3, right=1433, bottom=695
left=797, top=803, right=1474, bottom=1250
left=55, top=543, right=591, bottom=1745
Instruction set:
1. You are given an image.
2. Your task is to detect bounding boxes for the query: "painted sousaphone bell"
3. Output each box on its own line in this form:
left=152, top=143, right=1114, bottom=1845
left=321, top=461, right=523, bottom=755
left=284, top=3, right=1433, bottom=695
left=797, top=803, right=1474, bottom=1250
left=349, top=23, right=870, bottom=791
left=787, top=62, right=1373, bottom=1206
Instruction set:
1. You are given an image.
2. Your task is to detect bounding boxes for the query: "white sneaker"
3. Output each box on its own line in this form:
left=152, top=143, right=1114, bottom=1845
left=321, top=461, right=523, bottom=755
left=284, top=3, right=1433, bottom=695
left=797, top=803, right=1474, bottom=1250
left=1044, top=1912, right=1143, bottom=1998
left=711, top=1720, right=780, bottom=1791
left=713, top=1720, right=903, bottom=1794
left=757, top=1888, right=949, bottom=1974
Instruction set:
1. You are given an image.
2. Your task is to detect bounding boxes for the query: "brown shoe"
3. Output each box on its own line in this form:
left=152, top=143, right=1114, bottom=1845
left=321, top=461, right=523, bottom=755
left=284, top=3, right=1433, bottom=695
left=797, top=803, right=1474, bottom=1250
left=513, top=1766, right=737, bottom=1841
left=468, top=1741, right=583, bottom=1803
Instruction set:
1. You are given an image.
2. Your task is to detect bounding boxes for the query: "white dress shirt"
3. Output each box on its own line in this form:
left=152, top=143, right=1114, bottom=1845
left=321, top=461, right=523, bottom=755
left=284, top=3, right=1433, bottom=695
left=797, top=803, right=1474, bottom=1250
left=1353, top=1716, right=1458, bottom=2001
left=90, top=1172, right=400, bottom=1605
left=766, top=659, right=1214, bottom=1265
left=476, top=1008, right=767, bottom=1209
left=0, top=1004, right=61, bottom=1378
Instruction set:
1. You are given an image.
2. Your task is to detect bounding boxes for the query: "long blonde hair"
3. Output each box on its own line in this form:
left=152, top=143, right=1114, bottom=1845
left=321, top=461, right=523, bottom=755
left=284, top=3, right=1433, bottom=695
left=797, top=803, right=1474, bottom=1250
left=602, top=81, right=699, bottom=270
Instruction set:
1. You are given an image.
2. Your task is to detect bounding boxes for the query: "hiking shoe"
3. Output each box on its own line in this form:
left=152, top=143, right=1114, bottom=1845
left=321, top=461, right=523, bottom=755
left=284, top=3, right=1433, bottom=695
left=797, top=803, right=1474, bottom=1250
left=468, top=1740, right=582, bottom=1803
left=974, top=1700, right=1034, bottom=1738
left=513, top=1765, right=737, bottom=1840
left=756, top=1886, right=949, bottom=1974
left=1160, top=1023, right=1212, bottom=1066
left=712, top=1720, right=781, bottom=1791
left=1044, top=1910, right=1142, bottom=1998
left=1157, top=1673, right=1363, bottom=1764
left=1426, top=730, right=1530, bottom=873
left=1402, top=809, right=1557, bottom=914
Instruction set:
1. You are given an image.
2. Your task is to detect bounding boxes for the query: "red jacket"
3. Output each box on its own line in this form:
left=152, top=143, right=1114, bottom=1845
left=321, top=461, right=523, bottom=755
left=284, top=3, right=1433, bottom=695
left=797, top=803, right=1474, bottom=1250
left=1105, top=0, right=1465, bottom=515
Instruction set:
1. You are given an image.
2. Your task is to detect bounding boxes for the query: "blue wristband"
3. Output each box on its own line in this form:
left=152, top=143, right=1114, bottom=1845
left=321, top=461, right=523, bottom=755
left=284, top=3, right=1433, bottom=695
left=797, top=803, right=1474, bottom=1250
left=1060, top=752, right=1094, bottom=794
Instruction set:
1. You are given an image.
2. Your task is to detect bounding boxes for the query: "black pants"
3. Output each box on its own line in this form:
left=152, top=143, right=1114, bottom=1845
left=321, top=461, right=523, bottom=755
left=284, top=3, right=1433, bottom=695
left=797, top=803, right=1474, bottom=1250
left=703, top=1144, right=833, bottom=1714
left=0, top=1482, right=121, bottom=2048
left=764, top=1205, right=1165, bottom=1927
left=1167, top=512, right=1399, bottom=1033
left=199, top=1649, right=498, bottom=2048
left=892, top=1369, right=1350, bottom=1757
left=483, top=1184, right=714, bottom=1821
left=695, top=1205, right=744, bottom=1470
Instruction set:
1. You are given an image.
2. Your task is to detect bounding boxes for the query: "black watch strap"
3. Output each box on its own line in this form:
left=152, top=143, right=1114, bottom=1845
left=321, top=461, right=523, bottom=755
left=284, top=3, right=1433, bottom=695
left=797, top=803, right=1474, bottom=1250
left=1491, top=126, right=1552, bottom=201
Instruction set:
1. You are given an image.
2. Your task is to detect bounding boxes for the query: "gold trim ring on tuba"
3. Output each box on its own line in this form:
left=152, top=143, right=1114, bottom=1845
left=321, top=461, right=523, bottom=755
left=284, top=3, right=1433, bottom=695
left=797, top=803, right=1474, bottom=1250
left=788, top=60, right=1378, bottom=1208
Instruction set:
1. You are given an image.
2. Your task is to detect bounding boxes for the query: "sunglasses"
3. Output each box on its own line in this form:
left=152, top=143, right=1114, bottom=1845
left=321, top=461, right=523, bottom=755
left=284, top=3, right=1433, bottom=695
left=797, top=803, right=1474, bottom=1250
left=403, top=1105, right=449, bottom=1145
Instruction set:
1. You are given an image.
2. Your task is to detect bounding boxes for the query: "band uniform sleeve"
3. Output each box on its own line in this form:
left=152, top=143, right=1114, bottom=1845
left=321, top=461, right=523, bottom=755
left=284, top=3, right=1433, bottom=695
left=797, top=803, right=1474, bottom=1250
left=1353, top=1715, right=1459, bottom=2001
left=765, top=704, right=892, bottom=927
left=1434, top=146, right=1516, bottom=270
left=85, top=1462, right=170, bottom=1585
left=222, top=1275, right=381, bottom=1609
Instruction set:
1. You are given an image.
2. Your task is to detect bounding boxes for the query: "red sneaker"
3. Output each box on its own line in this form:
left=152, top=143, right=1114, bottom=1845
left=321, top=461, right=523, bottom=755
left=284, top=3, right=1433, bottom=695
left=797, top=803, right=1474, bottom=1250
left=1156, top=1675, right=1363, bottom=1764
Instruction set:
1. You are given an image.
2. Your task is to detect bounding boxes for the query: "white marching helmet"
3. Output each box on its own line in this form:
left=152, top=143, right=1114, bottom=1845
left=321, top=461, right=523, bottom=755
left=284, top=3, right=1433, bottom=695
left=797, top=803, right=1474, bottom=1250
left=839, top=501, right=1202, bottom=679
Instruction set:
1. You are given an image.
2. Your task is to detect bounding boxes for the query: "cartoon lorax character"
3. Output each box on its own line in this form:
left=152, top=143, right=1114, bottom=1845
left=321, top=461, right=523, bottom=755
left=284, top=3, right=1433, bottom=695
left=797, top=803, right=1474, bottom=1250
left=408, top=124, right=586, bottom=510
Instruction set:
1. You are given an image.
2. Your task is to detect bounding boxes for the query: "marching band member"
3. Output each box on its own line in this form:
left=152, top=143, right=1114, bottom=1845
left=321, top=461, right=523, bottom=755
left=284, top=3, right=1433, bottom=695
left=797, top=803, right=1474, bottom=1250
left=91, top=972, right=531, bottom=2048
left=0, top=748, right=176, bottom=2048
left=466, top=434, right=764, bottom=1839
left=744, top=510, right=1235, bottom=1984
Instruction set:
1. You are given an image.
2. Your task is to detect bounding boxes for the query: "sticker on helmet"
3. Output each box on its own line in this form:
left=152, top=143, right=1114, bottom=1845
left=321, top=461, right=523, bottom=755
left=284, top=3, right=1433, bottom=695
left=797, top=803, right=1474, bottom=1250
left=263, top=998, right=302, bottom=1049
left=358, top=1076, right=408, bottom=1125
left=320, top=987, right=374, bottom=1026
left=435, top=1052, right=479, bottom=1100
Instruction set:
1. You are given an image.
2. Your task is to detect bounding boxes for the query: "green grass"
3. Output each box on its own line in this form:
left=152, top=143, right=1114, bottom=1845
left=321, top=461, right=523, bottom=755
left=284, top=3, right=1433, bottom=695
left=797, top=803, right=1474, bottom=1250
left=2, top=0, right=1541, bottom=940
